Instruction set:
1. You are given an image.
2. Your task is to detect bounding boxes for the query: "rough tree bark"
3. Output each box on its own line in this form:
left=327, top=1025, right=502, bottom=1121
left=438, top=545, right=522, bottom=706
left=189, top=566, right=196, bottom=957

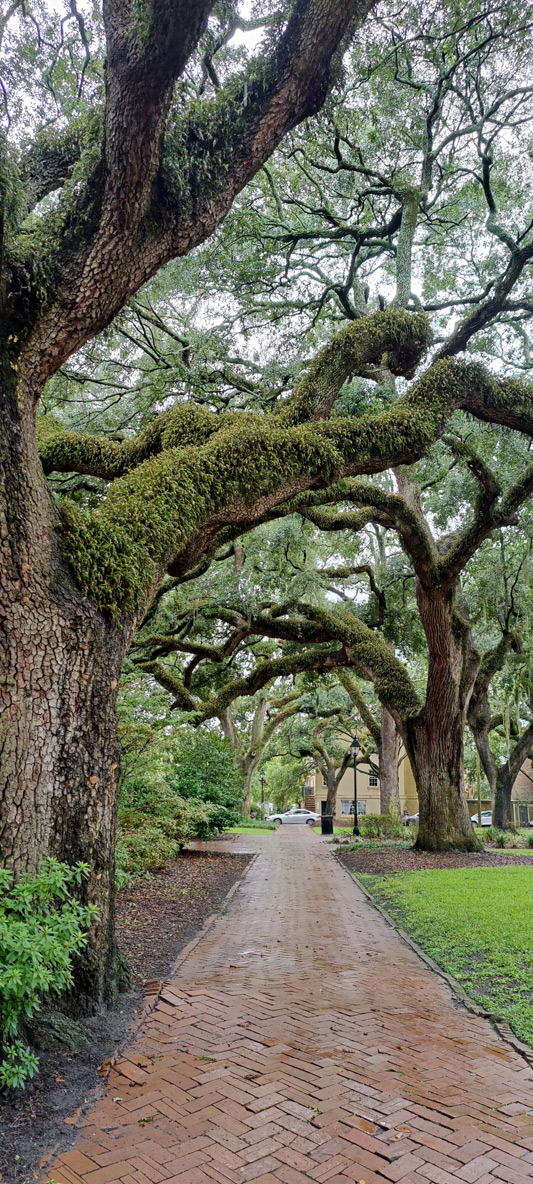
left=379, top=706, right=400, bottom=816
left=403, top=582, right=479, bottom=852
left=0, top=373, right=129, bottom=1004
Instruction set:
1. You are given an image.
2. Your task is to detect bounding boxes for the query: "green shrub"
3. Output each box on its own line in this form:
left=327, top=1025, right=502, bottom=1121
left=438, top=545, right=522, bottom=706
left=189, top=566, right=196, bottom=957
left=193, top=804, right=240, bottom=838
left=116, top=793, right=238, bottom=881
left=0, top=859, right=96, bottom=1090
left=359, top=814, right=404, bottom=840
left=527, top=835, right=533, bottom=849
left=495, top=831, right=507, bottom=848
left=359, top=814, right=384, bottom=839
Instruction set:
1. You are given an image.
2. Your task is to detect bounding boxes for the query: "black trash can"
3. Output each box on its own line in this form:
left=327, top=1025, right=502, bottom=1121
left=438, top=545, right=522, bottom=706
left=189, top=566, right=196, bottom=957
left=321, top=815, right=334, bottom=836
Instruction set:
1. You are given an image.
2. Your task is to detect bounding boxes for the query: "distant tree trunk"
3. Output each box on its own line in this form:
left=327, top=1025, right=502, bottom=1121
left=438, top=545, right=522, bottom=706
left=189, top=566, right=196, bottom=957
left=241, top=766, right=255, bottom=818
left=404, top=582, right=480, bottom=852
left=0, top=376, right=126, bottom=1008
left=494, top=772, right=513, bottom=830
left=469, top=690, right=533, bottom=831
left=324, top=767, right=338, bottom=816
left=379, top=706, right=399, bottom=815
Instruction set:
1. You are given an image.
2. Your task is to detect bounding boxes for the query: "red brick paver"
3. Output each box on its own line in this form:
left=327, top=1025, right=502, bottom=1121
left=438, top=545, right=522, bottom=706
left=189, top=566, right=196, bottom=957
left=46, top=829, right=533, bottom=1184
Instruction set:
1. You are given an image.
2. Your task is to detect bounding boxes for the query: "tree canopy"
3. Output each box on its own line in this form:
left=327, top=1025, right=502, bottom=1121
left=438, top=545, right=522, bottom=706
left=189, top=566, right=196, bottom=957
left=3, top=0, right=533, bottom=1001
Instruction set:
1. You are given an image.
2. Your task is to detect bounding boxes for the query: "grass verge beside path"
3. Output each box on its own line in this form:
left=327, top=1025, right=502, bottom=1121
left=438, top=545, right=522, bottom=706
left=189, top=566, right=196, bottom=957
left=229, top=824, right=276, bottom=833
left=357, top=864, right=533, bottom=1048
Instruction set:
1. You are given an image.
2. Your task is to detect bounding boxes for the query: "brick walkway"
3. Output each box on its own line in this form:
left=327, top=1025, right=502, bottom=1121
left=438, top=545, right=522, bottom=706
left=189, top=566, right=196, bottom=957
left=47, top=828, right=533, bottom=1184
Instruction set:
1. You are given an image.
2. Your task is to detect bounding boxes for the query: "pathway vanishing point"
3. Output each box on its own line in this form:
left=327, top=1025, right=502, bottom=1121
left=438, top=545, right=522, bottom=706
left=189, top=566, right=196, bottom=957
left=47, top=828, right=533, bottom=1184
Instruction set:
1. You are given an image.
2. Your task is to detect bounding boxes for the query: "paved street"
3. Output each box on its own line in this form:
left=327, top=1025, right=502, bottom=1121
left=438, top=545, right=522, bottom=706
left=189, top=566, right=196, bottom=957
left=47, top=828, right=533, bottom=1184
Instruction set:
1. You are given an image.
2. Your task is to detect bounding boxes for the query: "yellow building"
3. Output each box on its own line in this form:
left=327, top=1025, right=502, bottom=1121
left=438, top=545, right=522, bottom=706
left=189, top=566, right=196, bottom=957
left=307, top=756, right=533, bottom=826
left=308, top=756, right=418, bottom=821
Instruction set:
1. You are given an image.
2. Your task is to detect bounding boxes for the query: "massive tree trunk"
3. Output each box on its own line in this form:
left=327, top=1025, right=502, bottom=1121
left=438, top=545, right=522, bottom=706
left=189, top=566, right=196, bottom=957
left=379, top=706, right=399, bottom=815
left=0, top=376, right=127, bottom=1008
left=405, top=582, right=480, bottom=852
left=405, top=716, right=478, bottom=851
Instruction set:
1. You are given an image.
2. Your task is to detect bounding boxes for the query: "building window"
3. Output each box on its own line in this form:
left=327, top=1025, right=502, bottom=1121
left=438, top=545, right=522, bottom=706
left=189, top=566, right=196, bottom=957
left=341, top=800, right=367, bottom=816
left=368, top=774, right=378, bottom=787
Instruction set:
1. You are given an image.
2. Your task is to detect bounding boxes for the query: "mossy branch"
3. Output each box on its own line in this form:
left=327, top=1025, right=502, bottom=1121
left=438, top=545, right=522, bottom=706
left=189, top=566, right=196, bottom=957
left=37, top=404, right=225, bottom=478
left=300, top=605, right=421, bottom=722
left=53, top=322, right=533, bottom=621
left=138, top=659, right=195, bottom=712
left=276, top=308, right=431, bottom=424
left=192, top=647, right=351, bottom=723
left=338, top=670, right=381, bottom=744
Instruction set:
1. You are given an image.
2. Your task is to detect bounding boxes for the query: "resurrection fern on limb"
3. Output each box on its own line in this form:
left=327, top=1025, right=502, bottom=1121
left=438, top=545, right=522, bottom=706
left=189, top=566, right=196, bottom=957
left=47, top=348, right=533, bottom=620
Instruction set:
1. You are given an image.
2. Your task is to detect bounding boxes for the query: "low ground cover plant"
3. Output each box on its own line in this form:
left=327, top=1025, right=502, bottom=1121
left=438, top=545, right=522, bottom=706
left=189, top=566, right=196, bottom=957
left=358, top=864, right=533, bottom=1047
left=0, top=860, right=96, bottom=1090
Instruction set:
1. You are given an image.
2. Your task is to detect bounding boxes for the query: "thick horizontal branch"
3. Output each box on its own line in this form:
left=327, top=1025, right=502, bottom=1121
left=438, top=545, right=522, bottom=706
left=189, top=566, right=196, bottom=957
left=37, top=403, right=224, bottom=478
left=189, top=646, right=352, bottom=722
left=55, top=313, right=533, bottom=621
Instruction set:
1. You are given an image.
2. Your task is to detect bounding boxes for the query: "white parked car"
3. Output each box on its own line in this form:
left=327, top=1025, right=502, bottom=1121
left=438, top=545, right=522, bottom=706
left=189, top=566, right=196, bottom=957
left=270, top=807, right=320, bottom=825
left=471, top=811, right=492, bottom=827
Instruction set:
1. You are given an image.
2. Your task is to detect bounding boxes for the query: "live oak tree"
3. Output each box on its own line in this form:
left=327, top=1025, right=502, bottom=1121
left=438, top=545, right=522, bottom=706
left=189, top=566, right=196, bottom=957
left=135, top=520, right=398, bottom=816
left=466, top=533, right=533, bottom=828
left=0, top=0, right=379, bottom=1005
left=5, top=0, right=533, bottom=999
left=338, top=671, right=400, bottom=816
left=219, top=691, right=303, bottom=815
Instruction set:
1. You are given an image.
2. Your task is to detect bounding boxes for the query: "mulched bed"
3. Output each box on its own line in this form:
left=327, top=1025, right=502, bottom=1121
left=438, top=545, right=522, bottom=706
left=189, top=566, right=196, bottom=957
left=116, top=850, right=252, bottom=983
left=0, top=849, right=252, bottom=1184
left=338, top=846, right=533, bottom=875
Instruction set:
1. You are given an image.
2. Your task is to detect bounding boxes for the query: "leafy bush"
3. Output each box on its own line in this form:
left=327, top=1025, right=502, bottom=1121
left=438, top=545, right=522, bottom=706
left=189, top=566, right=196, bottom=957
left=358, top=814, right=384, bottom=839
left=116, top=791, right=239, bottom=881
left=0, top=860, right=96, bottom=1090
left=527, top=835, right=533, bottom=849
left=359, top=814, right=405, bottom=840
left=169, top=731, right=242, bottom=807
left=495, top=831, right=507, bottom=848
left=193, top=804, right=240, bottom=838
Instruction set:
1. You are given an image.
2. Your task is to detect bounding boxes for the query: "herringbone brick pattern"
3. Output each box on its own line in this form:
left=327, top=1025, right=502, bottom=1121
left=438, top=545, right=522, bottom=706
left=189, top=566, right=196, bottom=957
left=46, top=829, right=533, bottom=1183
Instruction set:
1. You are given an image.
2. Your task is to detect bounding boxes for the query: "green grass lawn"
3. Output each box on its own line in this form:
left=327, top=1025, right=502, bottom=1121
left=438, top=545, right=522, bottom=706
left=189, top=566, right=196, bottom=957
left=358, top=864, right=533, bottom=1047
left=228, top=824, right=276, bottom=833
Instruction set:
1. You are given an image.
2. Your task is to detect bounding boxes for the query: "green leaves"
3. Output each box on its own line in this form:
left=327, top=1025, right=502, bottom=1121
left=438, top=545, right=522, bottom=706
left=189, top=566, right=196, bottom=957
left=0, top=858, right=96, bottom=1091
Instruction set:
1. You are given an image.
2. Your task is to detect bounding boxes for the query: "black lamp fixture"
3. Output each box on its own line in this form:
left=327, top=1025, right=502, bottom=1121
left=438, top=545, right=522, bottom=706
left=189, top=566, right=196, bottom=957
left=350, top=733, right=360, bottom=837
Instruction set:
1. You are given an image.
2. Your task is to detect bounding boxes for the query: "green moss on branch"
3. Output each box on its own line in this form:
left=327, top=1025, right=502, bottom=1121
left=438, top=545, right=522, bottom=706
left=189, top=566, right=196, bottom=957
left=56, top=328, right=533, bottom=623
left=278, top=309, right=431, bottom=424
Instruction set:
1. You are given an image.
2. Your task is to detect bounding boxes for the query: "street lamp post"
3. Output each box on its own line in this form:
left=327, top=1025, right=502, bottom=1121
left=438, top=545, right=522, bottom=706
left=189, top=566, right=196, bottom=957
left=260, top=769, right=265, bottom=815
left=351, top=734, right=360, bottom=837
